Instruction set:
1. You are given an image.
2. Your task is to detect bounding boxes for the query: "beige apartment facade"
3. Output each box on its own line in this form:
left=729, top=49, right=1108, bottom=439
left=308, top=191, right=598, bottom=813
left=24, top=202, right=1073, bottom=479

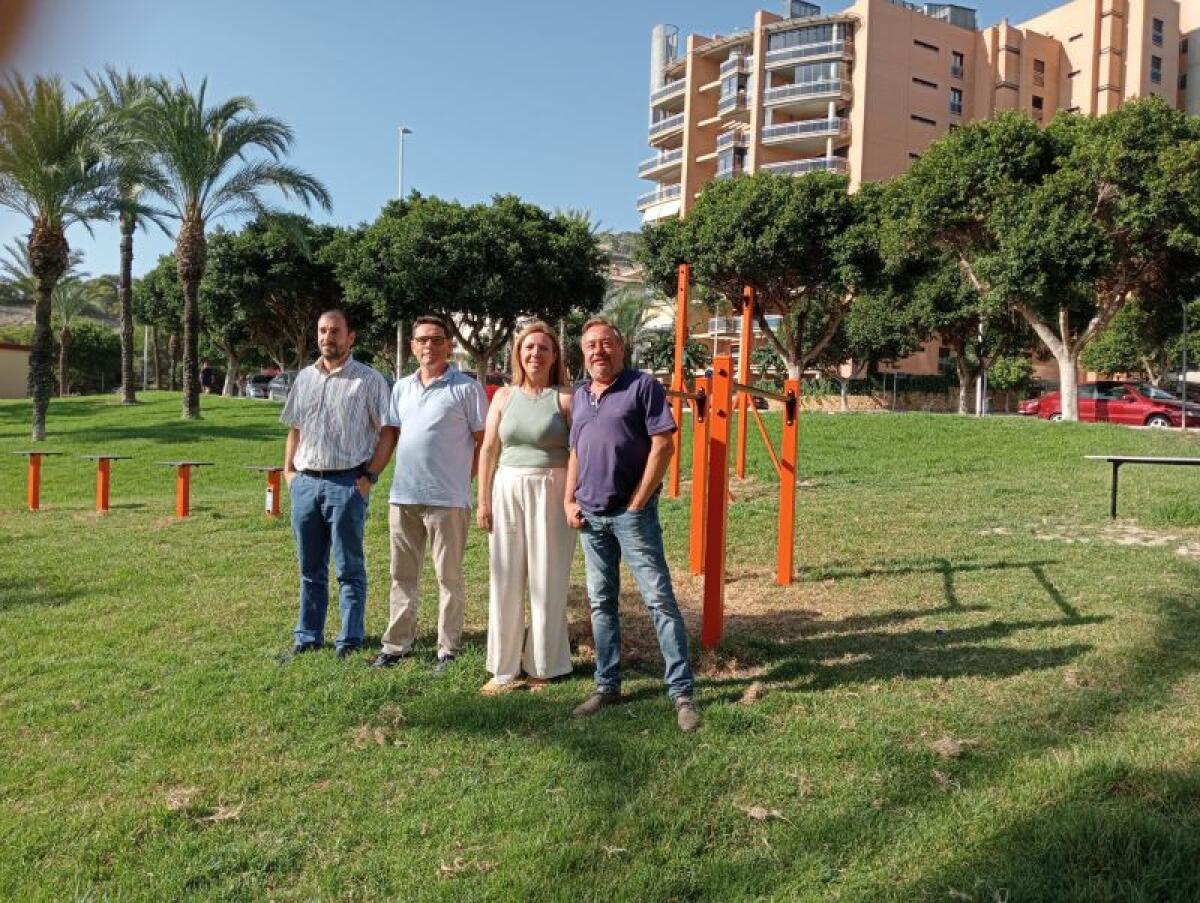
left=0, top=342, right=29, bottom=399
left=639, top=0, right=1198, bottom=378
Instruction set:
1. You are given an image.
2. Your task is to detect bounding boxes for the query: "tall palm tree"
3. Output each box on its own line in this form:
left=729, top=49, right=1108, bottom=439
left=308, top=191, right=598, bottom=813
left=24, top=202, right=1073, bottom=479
left=0, top=239, right=84, bottom=303
left=140, top=78, right=331, bottom=418
left=0, top=75, right=116, bottom=438
left=51, top=276, right=106, bottom=396
left=81, top=68, right=169, bottom=404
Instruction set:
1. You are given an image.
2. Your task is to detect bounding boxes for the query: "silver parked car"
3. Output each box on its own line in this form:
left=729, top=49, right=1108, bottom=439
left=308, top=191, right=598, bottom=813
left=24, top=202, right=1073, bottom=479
left=243, top=373, right=274, bottom=399
left=268, top=370, right=298, bottom=402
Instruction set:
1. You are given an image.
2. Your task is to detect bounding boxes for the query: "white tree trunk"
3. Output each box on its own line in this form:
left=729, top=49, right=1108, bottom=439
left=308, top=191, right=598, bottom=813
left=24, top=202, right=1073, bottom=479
left=1054, top=350, right=1080, bottom=421
left=839, top=377, right=849, bottom=413
left=223, top=350, right=241, bottom=397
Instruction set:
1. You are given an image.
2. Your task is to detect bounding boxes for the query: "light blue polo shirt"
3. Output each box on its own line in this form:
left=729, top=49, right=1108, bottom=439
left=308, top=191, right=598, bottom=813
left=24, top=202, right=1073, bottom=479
left=385, top=365, right=488, bottom=508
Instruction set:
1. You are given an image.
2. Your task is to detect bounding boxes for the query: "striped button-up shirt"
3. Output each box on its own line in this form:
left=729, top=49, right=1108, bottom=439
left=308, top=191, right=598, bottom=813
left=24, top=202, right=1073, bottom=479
left=281, top=357, right=391, bottom=471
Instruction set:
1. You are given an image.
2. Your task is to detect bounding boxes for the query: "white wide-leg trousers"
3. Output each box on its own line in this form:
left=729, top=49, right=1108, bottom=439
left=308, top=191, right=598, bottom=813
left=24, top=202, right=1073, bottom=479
left=486, top=466, right=575, bottom=682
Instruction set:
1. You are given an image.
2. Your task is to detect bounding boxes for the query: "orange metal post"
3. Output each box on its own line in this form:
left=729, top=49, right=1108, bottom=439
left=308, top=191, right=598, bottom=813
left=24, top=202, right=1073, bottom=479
left=266, top=468, right=282, bottom=517
left=735, top=287, right=755, bottom=479
left=776, top=379, right=801, bottom=585
left=27, top=453, right=41, bottom=511
left=701, top=356, right=733, bottom=650
left=176, top=465, right=191, bottom=519
left=668, top=263, right=690, bottom=499
left=688, top=376, right=710, bottom=576
left=96, top=458, right=111, bottom=514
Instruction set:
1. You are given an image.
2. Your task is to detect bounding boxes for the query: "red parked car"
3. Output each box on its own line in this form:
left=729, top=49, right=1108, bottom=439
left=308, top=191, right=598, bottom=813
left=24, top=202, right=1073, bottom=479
left=1018, top=380, right=1200, bottom=427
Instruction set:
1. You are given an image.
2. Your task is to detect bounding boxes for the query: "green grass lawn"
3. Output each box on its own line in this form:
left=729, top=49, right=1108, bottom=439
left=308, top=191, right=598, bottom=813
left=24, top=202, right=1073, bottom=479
left=2, top=393, right=1199, bottom=901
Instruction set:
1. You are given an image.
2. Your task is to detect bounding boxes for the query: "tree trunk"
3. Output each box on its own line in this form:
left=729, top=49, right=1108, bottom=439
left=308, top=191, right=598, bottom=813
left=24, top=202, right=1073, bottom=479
left=118, top=213, right=137, bottom=403
left=838, top=377, right=850, bottom=413
left=167, top=333, right=179, bottom=392
left=150, top=326, right=161, bottom=390
left=1054, top=350, right=1080, bottom=421
left=223, top=349, right=240, bottom=396
left=176, top=220, right=207, bottom=420
left=58, top=325, right=70, bottom=396
left=27, top=225, right=69, bottom=441
left=953, top=352, right=972, bottom=416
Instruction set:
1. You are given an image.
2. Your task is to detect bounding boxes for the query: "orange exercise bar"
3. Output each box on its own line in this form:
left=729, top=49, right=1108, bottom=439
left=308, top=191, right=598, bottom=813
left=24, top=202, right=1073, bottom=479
left=776, top=380, right=801, bottom=586
left=244, top=465, right=284, bottom=517
left=701, top=356, right=733, bottom=650
left=81, top=454, right=131, bottom=514
left=735, top=287, right=755, bottom=479
left=11, top=451, right=62, bottom=511
left=688, top=376, right=710, bottom=577
left=159, top=461, right=214, bottom=519
left=668, top=263, right=691, bottom=499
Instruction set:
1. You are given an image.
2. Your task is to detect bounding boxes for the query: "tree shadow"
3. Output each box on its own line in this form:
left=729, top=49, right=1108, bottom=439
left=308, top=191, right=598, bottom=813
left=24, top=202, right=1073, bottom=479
left=0, top=577, right=90, bottom=613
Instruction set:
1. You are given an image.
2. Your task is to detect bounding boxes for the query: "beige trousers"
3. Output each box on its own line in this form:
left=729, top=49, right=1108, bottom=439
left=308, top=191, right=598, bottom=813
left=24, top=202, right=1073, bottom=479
left=486, top=466, right=575, bottom=682
left=382, top=504, right=470, bottom=657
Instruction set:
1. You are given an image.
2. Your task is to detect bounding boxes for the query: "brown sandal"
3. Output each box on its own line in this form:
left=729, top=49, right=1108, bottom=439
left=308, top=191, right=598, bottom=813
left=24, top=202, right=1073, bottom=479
left=526, top=678, right=551, bottom=693
left=479, top=679, right=524, bottom=697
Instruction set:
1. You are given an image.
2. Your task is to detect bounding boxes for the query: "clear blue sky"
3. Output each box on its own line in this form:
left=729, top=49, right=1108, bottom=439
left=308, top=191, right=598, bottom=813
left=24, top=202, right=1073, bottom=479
left=1, top=0, right=1053, bottom=278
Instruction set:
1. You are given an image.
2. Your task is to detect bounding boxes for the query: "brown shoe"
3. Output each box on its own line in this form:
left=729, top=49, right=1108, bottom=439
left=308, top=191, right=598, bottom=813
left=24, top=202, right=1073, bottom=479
left=526, top=678, right=551, bottom=693
left=479, top=679, right=523, bottom=697
left=675, top=696, right=700, bottom=732
left=572, top=690, right=622, bottom=717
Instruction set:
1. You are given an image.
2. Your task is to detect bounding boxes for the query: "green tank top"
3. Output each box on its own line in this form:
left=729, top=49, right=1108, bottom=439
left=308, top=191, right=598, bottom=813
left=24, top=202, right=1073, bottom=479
left=498, top=387, right=569, bottom=468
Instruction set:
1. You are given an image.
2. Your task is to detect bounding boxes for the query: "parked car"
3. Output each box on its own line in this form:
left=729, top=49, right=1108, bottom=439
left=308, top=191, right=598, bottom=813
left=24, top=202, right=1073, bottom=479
left=243, top=373, right=274, bottom=399
left=1018, top=380, right=1200, bottom=427
left=267, top=370, right=298, bottom=402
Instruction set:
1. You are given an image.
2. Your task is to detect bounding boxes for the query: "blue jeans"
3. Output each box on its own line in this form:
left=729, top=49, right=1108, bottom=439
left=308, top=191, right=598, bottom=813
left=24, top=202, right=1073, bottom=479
left=578, top=498, right=694, bottom=699
left=289, top=472, right=369, bottom=650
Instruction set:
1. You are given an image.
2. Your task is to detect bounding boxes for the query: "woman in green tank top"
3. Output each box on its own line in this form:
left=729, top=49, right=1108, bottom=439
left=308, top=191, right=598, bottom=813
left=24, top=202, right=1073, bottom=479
left=476, top=322, right=576, bottom=695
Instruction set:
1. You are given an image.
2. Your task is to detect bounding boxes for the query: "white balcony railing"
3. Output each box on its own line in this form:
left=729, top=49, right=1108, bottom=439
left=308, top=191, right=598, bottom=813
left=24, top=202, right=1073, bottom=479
left=637, top=183, right=683, bottom=209
left=763, top=79, right=845, bottom=104
left=764, top=40, right=847, bottom=67
left=761, top=117, right=848, bottom=142
left=716, top=130, right=748, bottom=150
left=637, top=148, right=684, bottom=177
left=650, top=78, right=686, bottom=106
left=720, top=55, right=751, bottom=78
left=717, top=90, right=748, bottom=115
left=760, top=156, right=849, bottom=176
left=648, top=113, right=685, bottom=139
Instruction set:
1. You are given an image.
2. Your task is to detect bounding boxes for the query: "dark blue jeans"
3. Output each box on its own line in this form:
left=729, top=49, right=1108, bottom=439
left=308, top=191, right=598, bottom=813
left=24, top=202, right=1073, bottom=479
left=578, top=498, right=694, bottom=699
left=289, top=472, right=368, bottom=650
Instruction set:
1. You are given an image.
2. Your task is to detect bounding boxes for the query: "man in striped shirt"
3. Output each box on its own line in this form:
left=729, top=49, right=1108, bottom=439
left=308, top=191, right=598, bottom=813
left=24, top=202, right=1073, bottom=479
left=279, top=309, right=394, bottom=661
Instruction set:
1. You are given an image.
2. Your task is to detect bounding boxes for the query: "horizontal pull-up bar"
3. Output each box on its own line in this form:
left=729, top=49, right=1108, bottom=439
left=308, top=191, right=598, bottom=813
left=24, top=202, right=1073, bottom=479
left=665, top=385, right=708, bottom=423
left=733, top=381, right=789, bottom=403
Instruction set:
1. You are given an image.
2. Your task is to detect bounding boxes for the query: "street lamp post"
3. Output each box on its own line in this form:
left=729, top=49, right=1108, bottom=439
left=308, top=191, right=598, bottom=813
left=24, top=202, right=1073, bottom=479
left=396, top=125, right=413, bottom=379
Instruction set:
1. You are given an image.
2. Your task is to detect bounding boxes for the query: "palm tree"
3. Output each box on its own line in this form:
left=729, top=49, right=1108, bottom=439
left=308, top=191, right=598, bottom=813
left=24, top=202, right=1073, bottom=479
left=81, top=68, right=169, bottom=405
left=139, top=78, right=332, bottom=418
left=603, top=284, right=654, bottom=365
left=51, top=277, right=106, bottom=395
left=0, top=239, right=84, bottom=303
left=0, top=75, right=116, bottom=439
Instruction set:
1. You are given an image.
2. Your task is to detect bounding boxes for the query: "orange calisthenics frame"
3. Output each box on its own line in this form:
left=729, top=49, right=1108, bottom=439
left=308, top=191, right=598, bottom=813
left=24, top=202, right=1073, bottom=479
left=80, top=454, right=132, bottom=514
left=158, top=461, right=215, bottom=518
left=243, top=465, right=285, bottom=517
left=10, top=450, right=64, bottom=511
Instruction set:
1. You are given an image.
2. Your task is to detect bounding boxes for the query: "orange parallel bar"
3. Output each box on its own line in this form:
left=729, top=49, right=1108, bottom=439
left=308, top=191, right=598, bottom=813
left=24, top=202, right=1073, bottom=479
left=176, top=465, right=191, bottom=519
left=96, top=458, right=111, bottom=514
left=266, top=469, right=282, bottom=517
left=668, top=263, right=690, bottom=499
left=688, top=376, right=710, bottom=576
left=749, top=401, right=782, bottom=479
left=701, top=357, right=733, bottom=650
left=735, top=287, right=755, bottom=480
left=26, top=453, right=41, bottom=511
left=775, top=379, right=801, bottom=586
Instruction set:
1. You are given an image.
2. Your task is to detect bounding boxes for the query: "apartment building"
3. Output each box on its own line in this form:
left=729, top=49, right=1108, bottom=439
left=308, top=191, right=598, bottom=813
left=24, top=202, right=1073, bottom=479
left=638, top=0, right=1199, bottom=377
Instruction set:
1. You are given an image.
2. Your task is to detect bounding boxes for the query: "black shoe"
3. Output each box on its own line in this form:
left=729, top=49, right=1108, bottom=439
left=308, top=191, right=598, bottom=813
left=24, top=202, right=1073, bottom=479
left=434, top=654, right=456, bottom=675
left=370, top=651, right=408, bottom=669
left=277, top=641, right=321, bottom=664
left=336, top=646, right=360, bottom=661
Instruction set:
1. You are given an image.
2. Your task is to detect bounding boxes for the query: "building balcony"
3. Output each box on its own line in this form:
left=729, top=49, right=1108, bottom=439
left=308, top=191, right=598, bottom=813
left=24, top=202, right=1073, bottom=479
left=716, top=130, right=749, bottom=150
left=637, top=183, right=683, bottom=210
left=638, top=148, right=684, bottom=179
left=650, top=78, right=687, bottom=109
left=761, top=117, right=849, bottom=146
left=764, top=40, right=848, bottom=68
left=760, top=156, right=849, bottom=176
left=719, top=55, right=752, bottom=78
left=762, top=79, right=850, bottom=114
left=717, top=90, right=750, bottom=118
left=648, top=112, right=685, bottom=144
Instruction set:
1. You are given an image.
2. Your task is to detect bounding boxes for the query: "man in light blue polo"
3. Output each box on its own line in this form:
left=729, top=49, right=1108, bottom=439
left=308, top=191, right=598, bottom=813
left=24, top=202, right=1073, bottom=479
left=372, top=315, right=488, bottom=673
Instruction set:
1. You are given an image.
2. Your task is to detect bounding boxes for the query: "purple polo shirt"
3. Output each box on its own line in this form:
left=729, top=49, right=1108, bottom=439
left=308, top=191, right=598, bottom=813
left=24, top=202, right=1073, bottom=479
left=569, top=368, right=676, bottom=515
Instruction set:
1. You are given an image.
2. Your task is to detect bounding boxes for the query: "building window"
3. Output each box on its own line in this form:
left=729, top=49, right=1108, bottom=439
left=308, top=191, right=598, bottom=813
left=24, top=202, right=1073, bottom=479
left=913, top=77, right=938, bottom=88
left=1033, top=58, right=1045, bottom=87
left=1182, top=73, right=1189, bottom=90
left=1183, top=38, right=1190, bottom=55
left=1032, top=95, right=1044, bottom=121
left=1069, top=32, right=1083, bottom=42
left=911, top=114, right=936, bottom=126
left=1067, top=106, right=1081, bottom=113
left=950, top=87, right=963, bottom=115
left=1151, top=55, right=1162, bottom=84
left=951, top=51, right=964, bottom=77
left=914, top=39, right=939, bottom=52
left=1152, top=17, right=1164, bottom=47
left=908, top=152, right=921, bottom=160
left=1067, top=69, right=1081, bottom=78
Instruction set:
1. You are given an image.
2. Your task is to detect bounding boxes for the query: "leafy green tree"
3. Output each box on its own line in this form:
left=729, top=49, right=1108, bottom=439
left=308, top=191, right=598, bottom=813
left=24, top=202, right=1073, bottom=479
left=679, top=171, right=882, bottom=379
left=640, top=329, right=707, bottom=375
left=198, top=226, right=260, bottom=393
left=81, top=68, right=169, bottom=404
left=988, top=354, right=1034, bottom=411
left=0, top=75, right=117, bottom=438
left=139, top=77, right=331, bottom=419
left=133, top=253, right=183, bottom=389
left=52, top=277, right=107, bottom=395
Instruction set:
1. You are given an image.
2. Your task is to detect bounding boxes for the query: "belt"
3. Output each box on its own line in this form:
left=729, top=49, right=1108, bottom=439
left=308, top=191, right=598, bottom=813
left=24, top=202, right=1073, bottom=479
left=300, top=464, right=365, bottom=479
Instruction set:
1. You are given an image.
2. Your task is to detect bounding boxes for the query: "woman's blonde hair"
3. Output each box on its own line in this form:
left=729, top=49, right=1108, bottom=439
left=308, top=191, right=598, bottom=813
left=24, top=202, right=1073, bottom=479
left=510, top=320, right=568, bottom=389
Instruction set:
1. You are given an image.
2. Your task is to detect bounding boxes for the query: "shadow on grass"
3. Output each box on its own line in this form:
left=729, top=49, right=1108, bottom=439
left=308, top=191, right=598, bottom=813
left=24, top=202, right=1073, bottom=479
left=0, top=577, right=89, bottom=612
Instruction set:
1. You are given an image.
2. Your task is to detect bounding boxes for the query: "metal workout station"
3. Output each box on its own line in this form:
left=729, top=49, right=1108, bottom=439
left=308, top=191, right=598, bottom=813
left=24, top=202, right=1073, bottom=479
left=662, top=264, right=801, bottom=652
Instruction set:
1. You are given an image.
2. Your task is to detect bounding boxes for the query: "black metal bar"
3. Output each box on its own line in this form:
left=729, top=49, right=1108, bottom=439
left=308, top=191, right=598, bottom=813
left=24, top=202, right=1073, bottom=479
left=784, top=390, right=797, bottom=427
left=732, top=381, right=789, bottom=403
left=1110, top=461, right=1120, bottom=519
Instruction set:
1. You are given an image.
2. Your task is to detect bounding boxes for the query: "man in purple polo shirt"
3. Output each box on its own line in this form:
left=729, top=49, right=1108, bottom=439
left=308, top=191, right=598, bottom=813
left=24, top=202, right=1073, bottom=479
left=564, top=317, right=699, bottom=733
